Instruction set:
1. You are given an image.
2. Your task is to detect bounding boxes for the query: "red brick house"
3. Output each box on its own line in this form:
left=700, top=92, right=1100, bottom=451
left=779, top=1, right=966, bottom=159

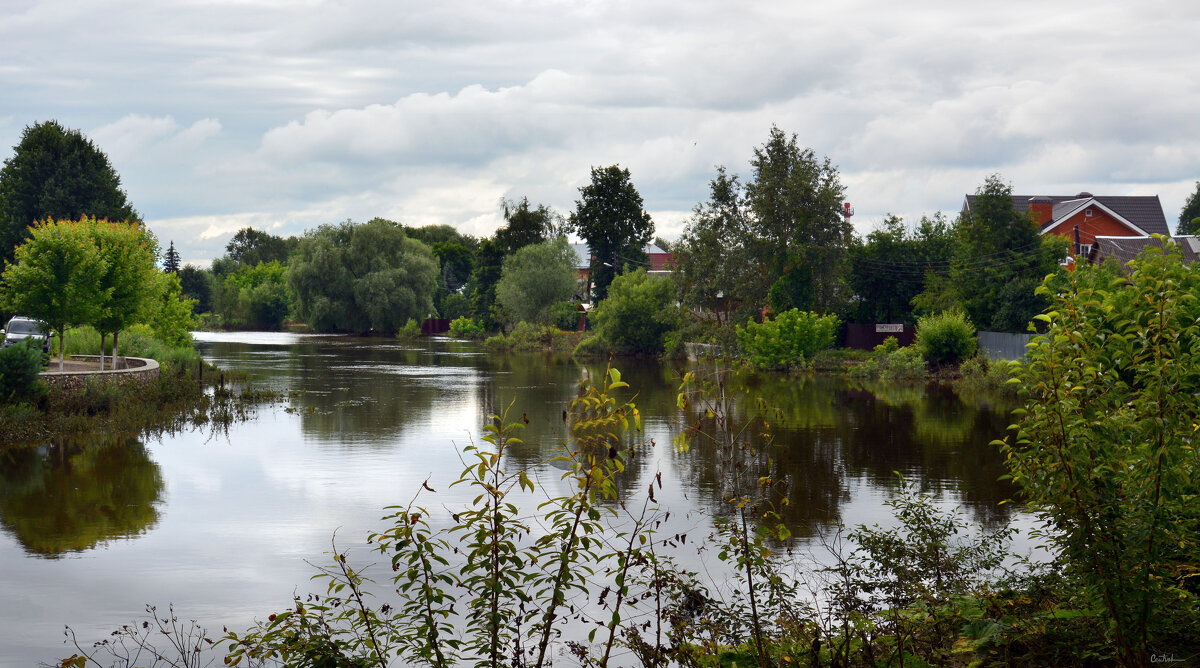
left=962, top=192, right=1170, bottom=266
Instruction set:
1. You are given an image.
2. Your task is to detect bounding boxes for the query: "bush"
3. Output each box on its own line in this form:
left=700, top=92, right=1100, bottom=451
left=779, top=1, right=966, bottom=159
left=590, top=270, right=680, bottom=355
left=572, top=334, right=609, bottom=359
left=736, top=309, right=839, bottom=371
left=448, top=316, right=485, bottom=340
left=0, top=339, right=46, bottom=402
left=395, top=318, right=421, bottom=341
left=1004, top=246, right=1200, bottom=664
left=915, top=309, right=976, bottom=366
left=846, top=340, right=927, bottom=380
left=548, top=301, right=581, bottom=331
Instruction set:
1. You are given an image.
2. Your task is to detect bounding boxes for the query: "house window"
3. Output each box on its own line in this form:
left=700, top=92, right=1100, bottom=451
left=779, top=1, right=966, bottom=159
left=1085, top=208, right=1094, bottom=217
left=1078, top=243, right=1091, bottom=257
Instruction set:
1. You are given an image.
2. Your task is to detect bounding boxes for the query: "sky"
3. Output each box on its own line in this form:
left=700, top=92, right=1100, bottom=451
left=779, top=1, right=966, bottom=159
left=1, top=0, right=1198, bottom=266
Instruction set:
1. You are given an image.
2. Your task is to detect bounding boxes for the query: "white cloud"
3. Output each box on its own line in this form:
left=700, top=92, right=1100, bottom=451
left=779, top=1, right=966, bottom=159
left=0, top=0, right=1197, bottom=263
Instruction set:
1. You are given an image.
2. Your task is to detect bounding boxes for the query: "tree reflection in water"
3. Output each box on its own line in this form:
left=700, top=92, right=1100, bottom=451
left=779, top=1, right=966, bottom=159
left=0, top=436, right=163, bottom=558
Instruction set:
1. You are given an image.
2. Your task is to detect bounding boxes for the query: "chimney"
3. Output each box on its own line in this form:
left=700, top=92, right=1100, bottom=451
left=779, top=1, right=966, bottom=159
left=1029, top=196, right=1053, bottom=226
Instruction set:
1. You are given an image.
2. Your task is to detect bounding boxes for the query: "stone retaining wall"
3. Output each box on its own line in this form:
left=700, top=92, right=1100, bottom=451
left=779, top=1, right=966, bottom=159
left=39, top=356, right=160, bottom=391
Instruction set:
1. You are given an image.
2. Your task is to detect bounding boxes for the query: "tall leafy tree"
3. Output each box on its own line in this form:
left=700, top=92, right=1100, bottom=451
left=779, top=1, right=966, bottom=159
left=745, top=126, right=850, bottom=314
left=673, top=167, right=756, bottom=325
left=569, top=165, right=654, bottom=302
left=0, top=121, right=139, bottom=266
left=848, top=213, right=955, bottom=323
left=953, top=175, right=1065, bottom=331
left=1, top=219, right=106, bottom=370
left=224, top=227, right=296, bottom=266
left=287, top=218, right=439, bottom=334
left=494, top=197, right=557, bottom=254
left=177, top=265, right=213, bottom=314
left=93, top=220, right=161, bottom=368
left=1178, top=180, right=1200, bottom=235
left=465, top=238, right=505, bottom=330
left=494, top=237, right=577, bottom=326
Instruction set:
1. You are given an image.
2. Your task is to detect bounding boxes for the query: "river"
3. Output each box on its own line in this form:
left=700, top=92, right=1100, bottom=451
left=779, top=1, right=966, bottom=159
left=0, top=332, right=1025, bottom=665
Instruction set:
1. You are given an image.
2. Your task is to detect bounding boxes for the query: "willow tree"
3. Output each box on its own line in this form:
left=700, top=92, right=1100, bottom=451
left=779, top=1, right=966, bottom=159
left=287, top=218, right=439, bottom=334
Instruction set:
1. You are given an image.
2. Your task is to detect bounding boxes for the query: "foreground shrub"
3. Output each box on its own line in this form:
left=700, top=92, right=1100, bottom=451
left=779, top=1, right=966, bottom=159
left=0, top=339, right=46, bottom=402
left=736, top=308, right=839, bottom=370
left=915, top=309, right=976, bottom=365
left=1003, top=245, right=1200, bottom=665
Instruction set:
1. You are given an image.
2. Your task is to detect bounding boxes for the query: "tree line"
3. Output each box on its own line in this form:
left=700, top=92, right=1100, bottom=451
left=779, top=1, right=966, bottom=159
left=4, top=119, right=1197, bottom=343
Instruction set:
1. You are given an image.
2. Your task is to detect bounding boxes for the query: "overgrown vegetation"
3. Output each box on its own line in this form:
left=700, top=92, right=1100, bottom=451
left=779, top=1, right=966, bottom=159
left=736, top=308, right=839, bottom=371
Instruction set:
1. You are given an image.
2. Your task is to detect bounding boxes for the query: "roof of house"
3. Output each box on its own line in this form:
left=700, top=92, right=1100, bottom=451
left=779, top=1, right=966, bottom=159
left=570, top=242, right=674, bottom=271
left=1089, top=235, right=1200, bottom=266
left=963, top=194, right=1170, bottom=236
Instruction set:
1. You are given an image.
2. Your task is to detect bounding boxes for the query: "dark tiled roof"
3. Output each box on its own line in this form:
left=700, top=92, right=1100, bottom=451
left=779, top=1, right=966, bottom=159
left=963, top=194, right=1169, bottom=236
left=1090, top=235, right=1200, bottom=266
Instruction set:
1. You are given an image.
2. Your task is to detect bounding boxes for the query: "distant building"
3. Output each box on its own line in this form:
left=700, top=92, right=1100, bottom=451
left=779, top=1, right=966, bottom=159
left=962, top=192, right=1170, bottom=267
left=570, top=242, right=677, bottom=301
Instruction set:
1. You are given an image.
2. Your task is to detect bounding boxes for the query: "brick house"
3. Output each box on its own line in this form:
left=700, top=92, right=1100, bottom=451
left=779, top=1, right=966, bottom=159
left=962, top=192, right=1170, bottom=266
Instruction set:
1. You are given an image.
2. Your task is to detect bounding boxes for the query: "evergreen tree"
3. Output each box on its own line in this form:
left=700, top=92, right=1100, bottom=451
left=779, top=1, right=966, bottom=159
left=163, top=240, right=181, bottom=273
left=0, top=121, right=139, bottom=266
left=1178, top=180, right=1200, bottom=235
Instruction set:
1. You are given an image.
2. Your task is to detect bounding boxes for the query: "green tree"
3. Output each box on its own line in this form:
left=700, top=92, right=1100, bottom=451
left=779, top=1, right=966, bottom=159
left=1004, top=244, right=1200, bottom=665
left=953, top=175, right=1065, bottom=331
left=674, top=167, right=757, bottom=325
left=93, top=220, right=161, bottom=368
left=494, top=237, right=577, bottom=327
left=590, top=269, right=680, bottom=355
left=848, top=213, right=955, bottom=324
left=219, top=261, right=289, bottom=329
left=162, top=240, right=180, bottom=273
left=745, top=126, right=850, bottom=314
left=569, top=165, right=654, bottom=302
left=177, top=265, right=213, bottom=314
left=1, top=219, right=105, bottom=370
left=223, top=227, right=296, bottom=266
left=1177, top=180, right=1200, bottom=235
left=465, top=238, right=505, bottom=331
left=148, top=271, right=197, bottom=347
left=0, top=121, right=139, bottom=266
left=494, top=196, right=557, bottom=254
left=287, top=218, right=439, bottom=334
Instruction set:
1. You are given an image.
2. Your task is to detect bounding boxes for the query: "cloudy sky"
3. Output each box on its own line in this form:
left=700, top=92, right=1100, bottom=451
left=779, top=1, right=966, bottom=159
left=2, top=0, right=1197, bottom=265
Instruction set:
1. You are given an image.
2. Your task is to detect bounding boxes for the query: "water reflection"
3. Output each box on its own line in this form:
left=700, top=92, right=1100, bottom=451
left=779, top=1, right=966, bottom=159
left=0, top=436, right=164, bottom=558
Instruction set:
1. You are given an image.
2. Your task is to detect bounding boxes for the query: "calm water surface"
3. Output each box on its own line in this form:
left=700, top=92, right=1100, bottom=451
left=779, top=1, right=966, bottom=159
left=0, top=333, right=1023, bottom=665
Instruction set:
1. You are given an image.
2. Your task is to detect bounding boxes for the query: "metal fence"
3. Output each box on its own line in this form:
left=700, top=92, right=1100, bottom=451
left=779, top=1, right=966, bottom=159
left=976, top=331, right=1033, bottom=361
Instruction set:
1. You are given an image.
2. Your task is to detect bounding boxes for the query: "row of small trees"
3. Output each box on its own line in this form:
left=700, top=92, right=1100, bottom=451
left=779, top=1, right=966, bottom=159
left=0, top=217, right=193, bottom=370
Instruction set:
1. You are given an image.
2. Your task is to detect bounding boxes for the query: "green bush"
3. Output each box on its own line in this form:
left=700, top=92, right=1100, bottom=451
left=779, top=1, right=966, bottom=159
left=1004, top=247, right=1200, bottom=664
left=483, top=333, right=508, bottom=351
left=590, top=270, right=680, bottom=355
left=736, top=309, right=839, bottom=371
left=915, top=309, right=977, bottom=366
left=395, top=318, right=421, bottom=341
left=0, top=339, right=46, bottom=402
left=448, top=316, right=486, bottom=340
left=572, top=334, right=609, bottom=359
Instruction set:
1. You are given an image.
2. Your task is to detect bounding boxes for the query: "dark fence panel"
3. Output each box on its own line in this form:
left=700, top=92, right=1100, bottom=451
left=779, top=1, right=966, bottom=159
left=976, top=331, right=1033, bottom=361
left=421, top=318, right=451, bottom=336
left=844, top=323, right=916, bottom=350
